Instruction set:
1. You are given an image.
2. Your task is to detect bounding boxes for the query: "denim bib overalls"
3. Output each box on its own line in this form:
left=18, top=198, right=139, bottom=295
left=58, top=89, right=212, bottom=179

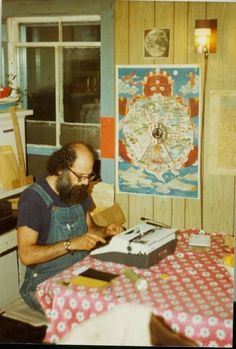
left=19, top=183, right=89, bottom=312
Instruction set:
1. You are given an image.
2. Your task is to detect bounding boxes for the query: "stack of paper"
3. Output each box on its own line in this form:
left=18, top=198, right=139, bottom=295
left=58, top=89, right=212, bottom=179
left=189, top=233, right=211, bottom=248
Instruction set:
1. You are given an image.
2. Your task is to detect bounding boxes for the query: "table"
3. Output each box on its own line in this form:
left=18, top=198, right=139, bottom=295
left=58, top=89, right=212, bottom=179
left=36, top=229, right=234, bottom=346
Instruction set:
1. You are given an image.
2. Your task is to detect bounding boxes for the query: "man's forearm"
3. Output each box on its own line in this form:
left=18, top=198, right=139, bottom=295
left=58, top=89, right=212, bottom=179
left=19, top=240, right=69, bottom=266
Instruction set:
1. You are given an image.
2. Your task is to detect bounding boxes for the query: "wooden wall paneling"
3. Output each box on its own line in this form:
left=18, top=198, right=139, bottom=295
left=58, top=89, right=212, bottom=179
left=206, top=91, right=236, bottom=177
left=221, top=3, right=236, bottom=87
left=128, top=1, right=155, bottom=227
left=154, top=1, right=174, bottom=63
left=185, top=1, right=206, bottom=229
left=173, top=1, right=188, bottom=65
left=171, top=1, right=188, bottom=229
left=207, top=2, right=236, bottom=88
left=235, top=182, right=236, bottom=235
left=152, top=1, right=174, bottom=227
left=114, top=1, right=236, bottom=233
left=115, top=0, right=129, bottom=65
left=114, top=0, right=129, bottom=227
left=128, top=0, right=155, bottom=64
left=204, top=174, right=235, bottom=234
left=153, top=198, right=172, bottom=228
left=203, top=2, right=236, bottom=234
left=129, top=194, right=154, bottom=227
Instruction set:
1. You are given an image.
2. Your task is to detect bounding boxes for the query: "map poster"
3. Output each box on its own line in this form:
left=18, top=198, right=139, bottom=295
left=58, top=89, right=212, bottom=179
left=116, top=65, right=201, bottom=199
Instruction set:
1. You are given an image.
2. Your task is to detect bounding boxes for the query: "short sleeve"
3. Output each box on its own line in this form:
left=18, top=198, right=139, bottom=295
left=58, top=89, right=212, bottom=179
left=17, top=189, right=43, bottom=233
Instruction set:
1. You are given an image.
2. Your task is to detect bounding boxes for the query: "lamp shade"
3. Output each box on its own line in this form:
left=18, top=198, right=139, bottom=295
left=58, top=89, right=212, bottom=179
left=195, top=28, right=211, bottom=54
left=195, top=19, right=217, bottom=54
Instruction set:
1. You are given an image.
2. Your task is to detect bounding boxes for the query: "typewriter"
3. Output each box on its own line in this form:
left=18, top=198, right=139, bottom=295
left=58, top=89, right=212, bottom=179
left=90, top=220, right=177, bottom=268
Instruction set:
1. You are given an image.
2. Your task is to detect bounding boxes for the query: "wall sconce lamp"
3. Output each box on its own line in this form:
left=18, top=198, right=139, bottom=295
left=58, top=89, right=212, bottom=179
left=195, top=19, right=217, bottom=56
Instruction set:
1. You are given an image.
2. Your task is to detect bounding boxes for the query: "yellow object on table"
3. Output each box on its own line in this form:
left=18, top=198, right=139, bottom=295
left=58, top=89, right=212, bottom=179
left=69, top=276, right=109, bottom=288
left=223, top=253, right=234, bottom=268
left=59, top=277, right=109, bottom=288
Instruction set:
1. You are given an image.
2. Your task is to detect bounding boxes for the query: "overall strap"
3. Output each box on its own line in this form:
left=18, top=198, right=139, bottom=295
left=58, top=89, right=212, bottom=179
left=30, top=182, right=54, bottom=207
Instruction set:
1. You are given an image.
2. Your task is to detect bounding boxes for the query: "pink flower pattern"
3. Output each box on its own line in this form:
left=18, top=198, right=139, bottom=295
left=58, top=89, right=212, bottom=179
left=36, top=229, right=233, bottom=346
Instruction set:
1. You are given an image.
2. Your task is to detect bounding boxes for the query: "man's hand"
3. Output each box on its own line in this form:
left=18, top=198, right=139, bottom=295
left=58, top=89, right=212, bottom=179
left=71, top=232, right=106, bottom=251
left=105, top=223, right=124, bottom=237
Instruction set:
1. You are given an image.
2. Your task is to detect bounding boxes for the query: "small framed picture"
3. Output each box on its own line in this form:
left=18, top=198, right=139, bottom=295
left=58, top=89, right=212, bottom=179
left=144, top=28, right=170, bottom=58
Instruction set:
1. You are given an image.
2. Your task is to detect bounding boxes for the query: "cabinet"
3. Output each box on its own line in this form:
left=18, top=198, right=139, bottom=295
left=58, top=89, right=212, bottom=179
left=0, top=228, right=26, bottom=309
left=0, top=229, right=26, bottom=310
left=0, top=109, right=31, bottom=309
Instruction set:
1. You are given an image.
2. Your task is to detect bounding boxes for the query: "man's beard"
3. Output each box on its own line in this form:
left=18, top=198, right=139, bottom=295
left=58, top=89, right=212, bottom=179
left=56, top=172, right=89, bottom=205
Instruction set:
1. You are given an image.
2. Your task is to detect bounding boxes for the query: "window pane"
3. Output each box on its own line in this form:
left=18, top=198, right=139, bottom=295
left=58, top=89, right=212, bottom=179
left=19, top=47, right=56, bottom=122
left=62, top=23, right=100, bottom=42
left=26, top=121, right=56, bottom=146
left=20, top=24, right=58, bottom=42
left=60, top=124, right=100, bottom=150
left=63, top=47, right=100, bottom=123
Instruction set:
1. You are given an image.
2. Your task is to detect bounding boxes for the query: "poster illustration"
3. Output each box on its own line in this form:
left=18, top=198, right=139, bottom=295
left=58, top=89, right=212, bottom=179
left=116, top=65, right=201, bottom=199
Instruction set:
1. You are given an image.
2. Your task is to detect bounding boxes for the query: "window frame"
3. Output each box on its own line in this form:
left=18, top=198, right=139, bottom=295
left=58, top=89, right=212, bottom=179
left=7, top=15, right=101, bottom=149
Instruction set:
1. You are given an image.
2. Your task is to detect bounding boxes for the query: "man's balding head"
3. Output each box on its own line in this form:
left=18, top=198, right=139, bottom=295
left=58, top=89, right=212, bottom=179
left=47, top=142, right=95, bottom=176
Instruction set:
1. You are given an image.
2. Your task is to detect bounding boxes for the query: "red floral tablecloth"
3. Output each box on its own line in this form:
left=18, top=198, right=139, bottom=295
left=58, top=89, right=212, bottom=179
left=36, top=229, right=234, bottom=346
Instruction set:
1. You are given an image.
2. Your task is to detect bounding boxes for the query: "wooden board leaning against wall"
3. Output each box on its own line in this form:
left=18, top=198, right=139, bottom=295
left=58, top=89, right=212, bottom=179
left=114, top=0, right=236, bottom=235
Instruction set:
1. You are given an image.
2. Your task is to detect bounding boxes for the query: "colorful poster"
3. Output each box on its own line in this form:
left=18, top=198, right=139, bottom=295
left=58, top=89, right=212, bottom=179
left=116, top=65, right=201, bottom=199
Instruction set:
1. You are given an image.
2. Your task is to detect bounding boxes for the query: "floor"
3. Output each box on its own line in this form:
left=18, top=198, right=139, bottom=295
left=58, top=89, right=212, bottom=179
left=0, top=315, right=46, bottom=344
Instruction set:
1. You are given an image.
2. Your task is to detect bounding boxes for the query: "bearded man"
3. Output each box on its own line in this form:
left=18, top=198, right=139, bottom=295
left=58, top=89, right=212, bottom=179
left=17, top=142, right=123, bottom=313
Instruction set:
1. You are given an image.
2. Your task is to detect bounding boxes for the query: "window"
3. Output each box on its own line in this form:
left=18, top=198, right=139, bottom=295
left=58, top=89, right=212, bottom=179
left=7, top=16, right=101, bottom=151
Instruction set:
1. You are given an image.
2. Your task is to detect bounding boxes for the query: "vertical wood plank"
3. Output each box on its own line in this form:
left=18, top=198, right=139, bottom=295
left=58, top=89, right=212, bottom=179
left=114, top=0, right=129, bottom=65
left=153, top=198, right=171, bottom=227
left=154, top=1, right=174, bottom=64
left=173, top=1, right=188, bottom=63
left=129, top=194, right=154, bottom=227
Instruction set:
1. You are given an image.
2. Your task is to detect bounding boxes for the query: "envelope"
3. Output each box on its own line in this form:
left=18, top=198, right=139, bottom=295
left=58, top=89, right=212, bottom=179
left=90, top=202, right=126, bottom=227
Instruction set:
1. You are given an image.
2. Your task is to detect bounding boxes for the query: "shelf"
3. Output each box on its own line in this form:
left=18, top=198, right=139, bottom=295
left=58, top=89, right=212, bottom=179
left=0, top=185, right=29, bottom=200
left=0, top=108, right=33, bottom=118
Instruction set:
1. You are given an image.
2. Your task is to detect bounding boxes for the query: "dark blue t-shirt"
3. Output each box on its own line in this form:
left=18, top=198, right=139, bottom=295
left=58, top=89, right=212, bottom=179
left=17, top=176, right=93, bottom=244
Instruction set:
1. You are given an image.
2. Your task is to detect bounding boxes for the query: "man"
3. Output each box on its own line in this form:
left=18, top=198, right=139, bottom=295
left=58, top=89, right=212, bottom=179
left=17, top=141, right=123, bottom=313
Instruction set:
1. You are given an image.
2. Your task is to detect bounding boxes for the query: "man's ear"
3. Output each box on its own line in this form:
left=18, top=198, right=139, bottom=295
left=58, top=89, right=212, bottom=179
left=57, top=169, right=67, bottom=176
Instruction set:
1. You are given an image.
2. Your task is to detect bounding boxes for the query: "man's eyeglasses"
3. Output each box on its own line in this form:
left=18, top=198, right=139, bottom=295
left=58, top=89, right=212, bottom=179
left=68, top=167, right=97, bottom=182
